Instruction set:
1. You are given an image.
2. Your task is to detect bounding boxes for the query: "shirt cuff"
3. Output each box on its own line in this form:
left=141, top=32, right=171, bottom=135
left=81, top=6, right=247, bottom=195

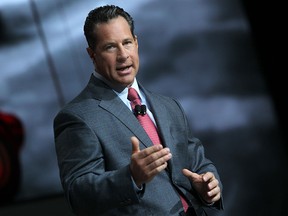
left=131, top=176, right=143, bottom=193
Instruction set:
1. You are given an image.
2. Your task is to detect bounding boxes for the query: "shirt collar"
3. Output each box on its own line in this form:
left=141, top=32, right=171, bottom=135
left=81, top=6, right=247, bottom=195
left=92, top=71, right=143, bottom=105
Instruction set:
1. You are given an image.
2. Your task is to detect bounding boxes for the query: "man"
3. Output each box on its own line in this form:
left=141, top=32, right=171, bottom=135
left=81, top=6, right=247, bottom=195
left=54, top=5, right=223, bottom=216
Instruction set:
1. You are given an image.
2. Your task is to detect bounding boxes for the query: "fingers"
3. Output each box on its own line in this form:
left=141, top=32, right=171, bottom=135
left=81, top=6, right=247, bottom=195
left=131, top=136, right=140, bottom=154
left=202, top=172, right=220, bottom=195
left=140, top=144, right=164, bottom=158
left=206, top=176, right=219, bottom=191
left=182, top=169, right=221, bottom=203
left=206, top=184, right=221, bottom=203
left=130, top=136, right=172, bottom=185
left=202, top=172, right=215, bottom=182
left=182, top=169, right=202, bottom=182
left=131, top=136, right=169, bottom=160
left=146, top=147, right=171, bottom=165
left=182, top=168, right=191, bottom=176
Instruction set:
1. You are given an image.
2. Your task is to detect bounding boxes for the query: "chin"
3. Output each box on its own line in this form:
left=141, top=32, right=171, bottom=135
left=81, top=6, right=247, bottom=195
left=121, top=77, right=135, bottom=86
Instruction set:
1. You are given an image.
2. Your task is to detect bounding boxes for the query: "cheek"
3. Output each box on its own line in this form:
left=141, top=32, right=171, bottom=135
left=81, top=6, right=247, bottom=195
left=133, top=54, right=140, bottom=68
left=95, top=56, right=115, bottom=70
left=130, top=48, right=139, bottom=60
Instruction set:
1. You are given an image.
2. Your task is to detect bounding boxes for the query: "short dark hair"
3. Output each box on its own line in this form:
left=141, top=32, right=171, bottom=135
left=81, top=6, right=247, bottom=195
left=83, top=5, right=135, bottom=49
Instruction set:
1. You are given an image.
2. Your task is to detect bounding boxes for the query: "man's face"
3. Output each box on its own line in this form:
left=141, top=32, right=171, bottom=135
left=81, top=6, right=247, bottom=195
left=88, top=16, right=139, bottom=90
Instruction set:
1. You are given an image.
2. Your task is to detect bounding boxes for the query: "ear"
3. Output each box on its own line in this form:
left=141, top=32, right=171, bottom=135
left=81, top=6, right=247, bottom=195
left=86, top=47, right=95, bottom=59
left=134, top=35, right=138, bottom=48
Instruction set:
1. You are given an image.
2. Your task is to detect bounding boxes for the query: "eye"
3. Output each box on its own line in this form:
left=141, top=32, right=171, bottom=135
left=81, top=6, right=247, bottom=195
left=123, top=40, right=133, bottom=48
left=105, top=44, right=116, bottom=51
left=124, top=40, right=132, bottom=45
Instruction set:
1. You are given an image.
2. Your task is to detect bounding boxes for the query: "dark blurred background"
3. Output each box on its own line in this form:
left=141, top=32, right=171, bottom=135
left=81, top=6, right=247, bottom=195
left=0, top=0, right=287, bottom=215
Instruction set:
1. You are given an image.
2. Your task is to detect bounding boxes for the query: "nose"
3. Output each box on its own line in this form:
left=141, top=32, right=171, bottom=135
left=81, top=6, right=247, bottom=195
left=117, top=45, right=129, bottom=61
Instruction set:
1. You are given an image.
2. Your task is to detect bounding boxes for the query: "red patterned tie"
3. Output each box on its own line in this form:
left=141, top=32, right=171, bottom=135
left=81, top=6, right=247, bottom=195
left=127, top=87, right=189, bottom=212
left=128, top=87, right=161, bottom=145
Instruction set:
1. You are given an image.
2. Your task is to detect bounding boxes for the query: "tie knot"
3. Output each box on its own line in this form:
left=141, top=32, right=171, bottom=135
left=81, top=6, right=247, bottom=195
left=128, top=87, right=141, bottom=105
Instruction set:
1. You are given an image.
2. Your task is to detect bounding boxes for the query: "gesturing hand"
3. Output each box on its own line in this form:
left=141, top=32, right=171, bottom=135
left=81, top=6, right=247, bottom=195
left=129, top=136, right=172, bottom=187
left=182, top=169, right=221, bottom=204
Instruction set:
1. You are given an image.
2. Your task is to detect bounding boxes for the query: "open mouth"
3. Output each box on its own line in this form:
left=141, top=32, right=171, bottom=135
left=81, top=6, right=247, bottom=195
left=116, top=65, right=131, bottom=72
left=116, top=65, right=131, bottom=71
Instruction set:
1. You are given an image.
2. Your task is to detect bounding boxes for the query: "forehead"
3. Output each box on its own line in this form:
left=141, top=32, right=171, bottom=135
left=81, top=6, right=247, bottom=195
left=93, top=16, right=133, bottom=42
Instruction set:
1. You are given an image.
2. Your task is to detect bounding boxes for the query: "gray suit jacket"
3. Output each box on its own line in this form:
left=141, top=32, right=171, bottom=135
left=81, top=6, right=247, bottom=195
left=54, top=75, right=223, bottom=216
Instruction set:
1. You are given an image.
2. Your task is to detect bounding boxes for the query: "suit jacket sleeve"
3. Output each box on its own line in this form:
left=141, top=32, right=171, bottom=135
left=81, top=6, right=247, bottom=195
left=54, top=109, right=142, bottom=215
left=162, top=97, right=224, bottom=211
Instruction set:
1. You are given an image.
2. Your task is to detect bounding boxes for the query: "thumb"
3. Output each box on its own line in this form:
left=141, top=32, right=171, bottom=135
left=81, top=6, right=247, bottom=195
left=182, top=168, right=202, bottom=182
left=131, top=136, right=140, bottom=154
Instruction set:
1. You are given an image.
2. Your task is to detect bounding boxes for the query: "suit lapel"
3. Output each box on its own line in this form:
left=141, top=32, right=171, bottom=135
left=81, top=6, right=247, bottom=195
left=151, top=95, right=181, bottom=176
left=140, top=85, right=174, bottom=149
left=87, top=75, right=152, bottom=148
left=140, top=86, right=177, bottom=174
left=99, top=98, right=153, bottom=148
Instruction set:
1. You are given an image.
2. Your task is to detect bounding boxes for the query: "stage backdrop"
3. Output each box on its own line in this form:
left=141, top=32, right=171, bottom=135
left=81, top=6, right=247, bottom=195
left=0, top=0, right=287, bottom=215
